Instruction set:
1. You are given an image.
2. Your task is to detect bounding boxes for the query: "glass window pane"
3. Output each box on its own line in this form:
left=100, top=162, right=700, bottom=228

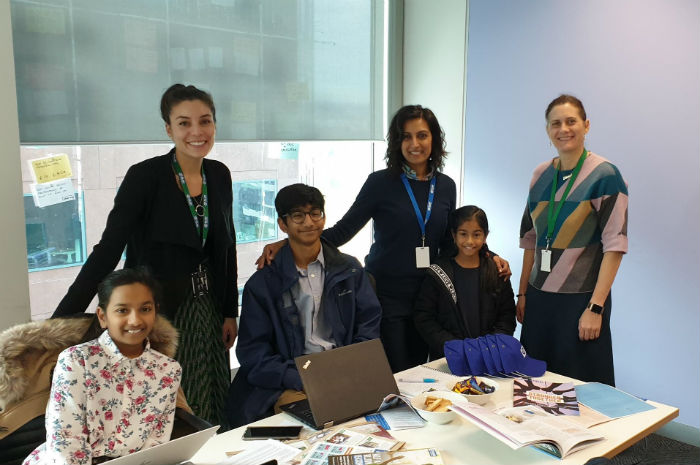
left=233, top=179, right=278, bottom=244
left=11, top=0, right=384, bottom=143
left=24, top=193, right=86, bottom=272
left=22, top=141, right=374, bottom=321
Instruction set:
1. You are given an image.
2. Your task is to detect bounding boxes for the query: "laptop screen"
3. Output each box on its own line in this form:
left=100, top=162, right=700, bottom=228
left=293, top=339, right=399, bottom=428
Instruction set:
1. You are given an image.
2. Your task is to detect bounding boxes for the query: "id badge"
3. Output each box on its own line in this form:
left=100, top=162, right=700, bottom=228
left=540, top=249, right=552, bottom=272
left=416, top=246, right=430, bottom=268
left=191, top=265, right=209, bottom=297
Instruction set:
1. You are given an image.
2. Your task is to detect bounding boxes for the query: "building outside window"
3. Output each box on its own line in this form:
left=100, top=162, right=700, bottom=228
left=24, top=193, right=86, bottom=272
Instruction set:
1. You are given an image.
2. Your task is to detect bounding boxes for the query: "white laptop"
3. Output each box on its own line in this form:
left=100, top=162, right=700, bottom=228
left=105, top=425, right=218, bottom=465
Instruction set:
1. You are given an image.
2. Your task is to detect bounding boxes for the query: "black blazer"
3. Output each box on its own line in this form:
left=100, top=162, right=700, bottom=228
left=53, top=150, right=238, bottom=319
left=413, top=257, right=516, bottom=360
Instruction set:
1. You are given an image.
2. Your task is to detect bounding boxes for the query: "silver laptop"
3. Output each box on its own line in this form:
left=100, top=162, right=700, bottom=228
left=279, top=339, right=399, bottom=429
left=105, top=425, right=218, bottom=465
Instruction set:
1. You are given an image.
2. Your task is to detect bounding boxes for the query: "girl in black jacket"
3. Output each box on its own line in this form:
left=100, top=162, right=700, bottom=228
left=414, top=206, right=516, bottom=360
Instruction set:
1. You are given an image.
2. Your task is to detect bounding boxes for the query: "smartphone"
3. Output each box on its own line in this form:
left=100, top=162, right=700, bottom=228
left=242, top=425, right=303, bottom=440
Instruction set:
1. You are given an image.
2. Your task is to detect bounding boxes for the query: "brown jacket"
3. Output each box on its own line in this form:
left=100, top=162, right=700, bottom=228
left=0, top=315, right=189, bottom=440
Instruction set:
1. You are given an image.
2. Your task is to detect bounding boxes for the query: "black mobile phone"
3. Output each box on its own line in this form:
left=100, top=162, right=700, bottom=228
left=242, top=425, right=303, bottom=440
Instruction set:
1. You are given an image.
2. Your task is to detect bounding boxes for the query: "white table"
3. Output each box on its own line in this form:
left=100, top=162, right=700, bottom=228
left=191, top=370, right=678, bottom=464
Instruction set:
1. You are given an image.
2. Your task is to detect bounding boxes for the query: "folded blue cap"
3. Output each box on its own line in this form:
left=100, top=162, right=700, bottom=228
left=464, top=337, right=487, bottom=376
left=478, top=336, right=498, bottom=375
left=494, top=334, right=546, bottom=377
left=484, top=334, right=506, bottom=375
left=444, top=339, right=469, bottom=376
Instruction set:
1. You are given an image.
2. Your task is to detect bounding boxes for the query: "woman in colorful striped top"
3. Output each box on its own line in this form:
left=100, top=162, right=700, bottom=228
left=517, top=95, right=628, bottom=386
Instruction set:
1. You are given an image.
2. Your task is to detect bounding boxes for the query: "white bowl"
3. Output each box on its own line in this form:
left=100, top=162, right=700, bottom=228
left=410, top=390, right=466, bottom=424
left=448, top=377, right=499, bottom=406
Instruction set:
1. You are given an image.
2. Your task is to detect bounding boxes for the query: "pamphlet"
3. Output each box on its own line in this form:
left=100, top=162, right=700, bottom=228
left=512, top=377, right=579, bottom=416
left=299, top=441, right=373, bottom=465
left=450, top=402, right=604, bottom=458
left=295, top=422, right=406, bottom=465
left=324, top=427, right=404, bottom=451
left=575, top=382, right=655, bottom=419
left=328, top=448, right=445, bottom=465
left=218, top=439, right=300, bottom=465
left=370, top=393, right=425, bottom=430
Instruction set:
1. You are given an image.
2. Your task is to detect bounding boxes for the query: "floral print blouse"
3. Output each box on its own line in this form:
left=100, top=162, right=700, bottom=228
left=23, top=331, right=182, bottom=465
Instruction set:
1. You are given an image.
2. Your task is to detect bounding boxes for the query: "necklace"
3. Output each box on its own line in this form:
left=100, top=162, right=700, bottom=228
left=192, top=194, right=205, bottom=217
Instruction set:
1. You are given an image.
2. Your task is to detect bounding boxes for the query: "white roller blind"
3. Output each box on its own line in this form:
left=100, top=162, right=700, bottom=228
left=11, top=0, right=384, bottom=143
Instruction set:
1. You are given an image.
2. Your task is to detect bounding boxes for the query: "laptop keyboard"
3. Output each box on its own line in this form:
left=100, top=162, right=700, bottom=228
left=280, top=399, right=318, bottom=429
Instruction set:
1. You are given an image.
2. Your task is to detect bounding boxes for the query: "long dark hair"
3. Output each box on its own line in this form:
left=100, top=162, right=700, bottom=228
left=450, top=205, right=499, bottom=294
left=385, top=105, right=447, bottom=175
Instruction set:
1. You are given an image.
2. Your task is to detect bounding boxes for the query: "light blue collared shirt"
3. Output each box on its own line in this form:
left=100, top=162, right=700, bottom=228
left=290, top=247, right=336, bottom=353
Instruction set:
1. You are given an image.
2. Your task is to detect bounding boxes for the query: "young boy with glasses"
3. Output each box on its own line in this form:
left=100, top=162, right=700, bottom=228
left=225, top=184, right=382, bottom=427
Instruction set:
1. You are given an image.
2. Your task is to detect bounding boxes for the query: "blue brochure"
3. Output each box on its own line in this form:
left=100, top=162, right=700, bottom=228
left=575, top=382, right=655, bottom=419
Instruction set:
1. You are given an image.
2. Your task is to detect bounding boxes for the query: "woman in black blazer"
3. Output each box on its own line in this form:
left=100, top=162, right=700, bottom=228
left=53, top=84, right=237, bottom=428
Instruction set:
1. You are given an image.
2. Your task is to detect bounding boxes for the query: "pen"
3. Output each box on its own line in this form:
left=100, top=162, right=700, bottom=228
left=397, top=378, right=438, bottom=383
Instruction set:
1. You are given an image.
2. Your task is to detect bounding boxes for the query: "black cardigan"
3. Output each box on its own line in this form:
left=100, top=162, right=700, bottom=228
left=53, top=150, right=238, bottom=320
left=413, top=257, right=516, bottom=360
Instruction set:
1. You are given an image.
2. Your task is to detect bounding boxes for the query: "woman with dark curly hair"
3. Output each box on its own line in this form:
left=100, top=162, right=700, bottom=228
left=259, top=105, right=509, bottom=372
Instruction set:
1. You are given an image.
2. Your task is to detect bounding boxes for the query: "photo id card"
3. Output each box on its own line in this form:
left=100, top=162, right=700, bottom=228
left=540, top=249, right=552, bottom=272
left=416, top=246, right=430, bottom=268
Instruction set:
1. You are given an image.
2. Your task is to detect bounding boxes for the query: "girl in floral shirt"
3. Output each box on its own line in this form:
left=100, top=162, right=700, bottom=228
left=24, top=268, right=182, bottom=465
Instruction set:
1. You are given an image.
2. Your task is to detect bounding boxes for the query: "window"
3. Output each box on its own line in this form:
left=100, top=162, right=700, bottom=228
left=233, top=179, right=277, bottom=244
left=10, top=0, right=384, bottom=143
left=23, top=192, right=86, bottom=272
left=20, top=141, right=376, bottom=320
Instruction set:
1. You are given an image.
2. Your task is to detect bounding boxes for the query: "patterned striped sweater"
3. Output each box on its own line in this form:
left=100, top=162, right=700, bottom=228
left=519, top=152, right=628, bottom=293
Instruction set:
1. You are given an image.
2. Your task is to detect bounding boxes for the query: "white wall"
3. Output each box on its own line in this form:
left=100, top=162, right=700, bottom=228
left=403, top=0, right=467, bottom=193
left=0, top=1, right=31, bottom=331
left=463, top=0, right=699, bottom=427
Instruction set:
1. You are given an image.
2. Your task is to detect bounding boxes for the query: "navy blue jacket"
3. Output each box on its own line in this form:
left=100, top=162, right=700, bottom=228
left=322, top=169, right=456, bottom=285
left=225, top=240, right=382, bottom=427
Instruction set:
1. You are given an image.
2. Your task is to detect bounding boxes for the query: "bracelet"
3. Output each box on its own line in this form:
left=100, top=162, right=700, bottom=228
left=516, top=293, right=525, bottom=298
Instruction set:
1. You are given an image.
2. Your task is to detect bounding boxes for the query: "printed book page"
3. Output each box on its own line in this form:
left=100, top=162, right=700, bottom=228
left=450, top=403, right=604, bottom=458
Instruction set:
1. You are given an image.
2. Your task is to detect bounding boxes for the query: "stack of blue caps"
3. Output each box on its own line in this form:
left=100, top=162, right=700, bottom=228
left=444, top=334, right=546, bottom=377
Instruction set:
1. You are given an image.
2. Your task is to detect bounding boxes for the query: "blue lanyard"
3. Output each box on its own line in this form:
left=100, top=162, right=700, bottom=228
left=400, top=173, right=436, bottom=246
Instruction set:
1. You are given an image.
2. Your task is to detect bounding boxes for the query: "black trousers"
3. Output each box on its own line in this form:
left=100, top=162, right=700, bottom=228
left=375, top=275, right=429, bottom=373
left=520, top=285, right=615, bottom=385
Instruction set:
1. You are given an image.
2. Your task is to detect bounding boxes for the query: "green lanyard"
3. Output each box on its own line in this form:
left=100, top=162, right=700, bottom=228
left=546, top=149, right=587, bottom=249
left=172, top=154, right=209, bottom=247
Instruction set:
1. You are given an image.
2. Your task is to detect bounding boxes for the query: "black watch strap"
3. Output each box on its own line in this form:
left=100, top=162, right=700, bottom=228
left=587, top=302, right=604, bottom=314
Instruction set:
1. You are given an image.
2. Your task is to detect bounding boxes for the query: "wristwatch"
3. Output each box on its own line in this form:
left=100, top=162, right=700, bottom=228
left=586, top=302, right=604, bottom=314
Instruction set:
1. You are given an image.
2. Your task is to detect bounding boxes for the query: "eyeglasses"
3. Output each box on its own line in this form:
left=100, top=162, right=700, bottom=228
left=284, top=209, right=325, bottom=224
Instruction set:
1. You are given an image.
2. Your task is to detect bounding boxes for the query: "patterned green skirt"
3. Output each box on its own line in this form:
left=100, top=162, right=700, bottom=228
left=172, top=290, right=230, bottom=429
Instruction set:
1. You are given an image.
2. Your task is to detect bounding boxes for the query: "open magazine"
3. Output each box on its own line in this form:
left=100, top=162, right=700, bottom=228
left=450, top=402, right=604, bottom=459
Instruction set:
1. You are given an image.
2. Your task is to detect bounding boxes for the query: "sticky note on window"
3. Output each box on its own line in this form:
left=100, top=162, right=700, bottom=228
left=29, top=154, right=72, bottom=184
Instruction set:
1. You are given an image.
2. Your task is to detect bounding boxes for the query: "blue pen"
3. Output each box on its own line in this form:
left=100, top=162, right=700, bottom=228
left=397, top=378, right=438, bottom=383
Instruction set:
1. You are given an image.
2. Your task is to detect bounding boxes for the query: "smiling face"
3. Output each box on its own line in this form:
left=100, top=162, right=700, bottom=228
left=546, top=103, right=590, bottom=156
left=452, top=218, right=487, bottom=263
left=97, top=283, right=156, bottom=358
left=400, top=118, right=432, bottom=174
left=278, top=203, right=326, bottom=248
left=166, top=99, right=216, bottom=164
